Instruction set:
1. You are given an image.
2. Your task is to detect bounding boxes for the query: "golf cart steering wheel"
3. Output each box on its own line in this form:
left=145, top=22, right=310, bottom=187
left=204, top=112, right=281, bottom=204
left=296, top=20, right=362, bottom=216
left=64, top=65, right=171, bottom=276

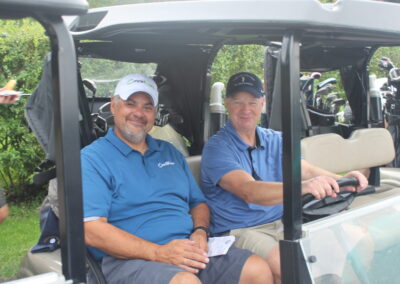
left=302, top=177, right=360, bottom=222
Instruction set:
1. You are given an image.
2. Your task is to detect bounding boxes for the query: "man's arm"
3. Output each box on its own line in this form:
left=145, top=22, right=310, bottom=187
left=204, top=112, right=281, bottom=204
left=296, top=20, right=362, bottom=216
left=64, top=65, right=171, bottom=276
left=0, top=204, right=9, bottom=223
left=219, top=170, right=285, bottom=205
left=219, top=169, right=346, bottom=205
left=85, top=217, right=209, bottom=274
left=84, top=218, right=159, bottom=260
left=189, top=202, right=210, bottom=252
left=0, top=190, right=8, bottom=223
left=301, top=160, right=341, bottom=180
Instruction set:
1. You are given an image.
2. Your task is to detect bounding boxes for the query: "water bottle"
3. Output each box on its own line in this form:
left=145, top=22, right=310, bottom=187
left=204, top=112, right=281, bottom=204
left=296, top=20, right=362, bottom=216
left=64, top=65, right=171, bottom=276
left=209, top=82, right=226, bottom=136
left=369, top=74, right=383, bottom=122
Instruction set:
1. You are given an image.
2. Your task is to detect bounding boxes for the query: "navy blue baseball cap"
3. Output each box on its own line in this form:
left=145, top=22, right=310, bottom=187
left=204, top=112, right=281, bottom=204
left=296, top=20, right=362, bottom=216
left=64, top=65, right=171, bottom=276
left=226, top=72, right=264, bottom=98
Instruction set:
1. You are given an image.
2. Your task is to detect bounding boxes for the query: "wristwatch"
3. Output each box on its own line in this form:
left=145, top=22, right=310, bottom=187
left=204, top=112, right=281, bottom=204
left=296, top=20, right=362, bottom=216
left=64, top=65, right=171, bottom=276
left=191, top=226, right=211, bottom=239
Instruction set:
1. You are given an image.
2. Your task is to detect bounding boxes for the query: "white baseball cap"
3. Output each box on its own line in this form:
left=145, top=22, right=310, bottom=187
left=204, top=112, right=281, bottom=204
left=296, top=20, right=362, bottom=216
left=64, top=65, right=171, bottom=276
left=114, top=74, right=158, bottom=105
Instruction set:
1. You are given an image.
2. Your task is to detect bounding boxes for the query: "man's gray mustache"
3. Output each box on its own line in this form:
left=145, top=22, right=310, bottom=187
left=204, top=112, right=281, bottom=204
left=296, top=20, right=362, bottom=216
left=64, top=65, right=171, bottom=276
left=128, top=116, right=147, bottom=125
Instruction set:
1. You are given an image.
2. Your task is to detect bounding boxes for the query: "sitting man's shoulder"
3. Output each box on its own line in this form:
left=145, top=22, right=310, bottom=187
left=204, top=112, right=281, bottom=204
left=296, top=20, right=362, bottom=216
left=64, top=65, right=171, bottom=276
left=81, top=135, right=109, bottom=156
left=150, top=136, right=182, bottom=152
left=258, top=127, right=282, bottom=137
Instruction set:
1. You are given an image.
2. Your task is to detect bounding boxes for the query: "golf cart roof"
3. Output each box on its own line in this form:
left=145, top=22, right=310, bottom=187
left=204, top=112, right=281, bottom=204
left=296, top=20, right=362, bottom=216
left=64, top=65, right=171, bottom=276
left=69, top=0, right=400, bottom=47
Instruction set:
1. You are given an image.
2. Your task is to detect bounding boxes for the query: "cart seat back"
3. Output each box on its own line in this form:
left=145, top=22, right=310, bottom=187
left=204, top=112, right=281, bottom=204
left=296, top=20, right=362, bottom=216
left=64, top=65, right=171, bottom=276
left=186, top=155, right=201, bottom=186
left=301, top=128, right=395, bottom=173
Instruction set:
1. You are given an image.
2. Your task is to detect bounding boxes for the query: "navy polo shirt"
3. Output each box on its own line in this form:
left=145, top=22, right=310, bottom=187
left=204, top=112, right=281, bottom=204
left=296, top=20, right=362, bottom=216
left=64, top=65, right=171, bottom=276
left=201, top=121, right=283, bottom=234
left=81, top=128, right=205, bottom=259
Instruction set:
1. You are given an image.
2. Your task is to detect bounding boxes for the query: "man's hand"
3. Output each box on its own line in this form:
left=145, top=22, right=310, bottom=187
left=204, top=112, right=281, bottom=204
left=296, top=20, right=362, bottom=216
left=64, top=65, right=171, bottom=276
left=156, top=239, right=209, bottom=274
left=0, top=80, right=19, bottom=104
left=190, top=229, right=208, bottom=253
left=0, top=88, right=18, bottom=104
left=342, top=171, right=368, bottom=192
left=302, top=176, right=339, bottom=200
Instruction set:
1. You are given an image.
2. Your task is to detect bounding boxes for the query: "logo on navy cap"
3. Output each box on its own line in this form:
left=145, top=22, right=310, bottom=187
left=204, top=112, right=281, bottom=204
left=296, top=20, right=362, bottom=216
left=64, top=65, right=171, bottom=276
left=226, top=72, right=264, bottom=98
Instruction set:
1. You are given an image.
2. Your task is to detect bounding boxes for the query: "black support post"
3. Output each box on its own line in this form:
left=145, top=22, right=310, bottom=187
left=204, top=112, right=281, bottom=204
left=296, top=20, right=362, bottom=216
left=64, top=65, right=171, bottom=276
left=40, top=15, right=86, bottom=284
left=279, top=33, right=312, bottom=284
left=280, top=33, right=302, bottom=241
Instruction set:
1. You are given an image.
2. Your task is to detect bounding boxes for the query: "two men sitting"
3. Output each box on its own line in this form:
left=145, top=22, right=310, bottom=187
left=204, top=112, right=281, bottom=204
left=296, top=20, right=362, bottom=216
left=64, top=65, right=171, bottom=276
left=81, top=73, right=367, bottom=284
left=81, top=74, right=272, bottom=284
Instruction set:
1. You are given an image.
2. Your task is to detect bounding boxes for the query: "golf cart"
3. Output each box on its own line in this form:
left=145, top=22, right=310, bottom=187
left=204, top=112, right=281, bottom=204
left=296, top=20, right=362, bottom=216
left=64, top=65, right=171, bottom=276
left=0, top=0, right=89, bottom=283
left=9, top=0, right=400, bottom=283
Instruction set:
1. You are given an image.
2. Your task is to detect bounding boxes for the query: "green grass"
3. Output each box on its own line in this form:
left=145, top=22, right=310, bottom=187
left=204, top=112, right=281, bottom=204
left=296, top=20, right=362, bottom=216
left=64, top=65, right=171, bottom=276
left=0, top=201, right=41, bottom=281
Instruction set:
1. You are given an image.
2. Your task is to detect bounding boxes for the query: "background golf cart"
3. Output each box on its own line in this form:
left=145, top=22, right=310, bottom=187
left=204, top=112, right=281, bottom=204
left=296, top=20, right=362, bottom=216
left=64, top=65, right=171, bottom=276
left=14, top=0, right=400, bottom=283
left=0, top=0, right=89, bottom=283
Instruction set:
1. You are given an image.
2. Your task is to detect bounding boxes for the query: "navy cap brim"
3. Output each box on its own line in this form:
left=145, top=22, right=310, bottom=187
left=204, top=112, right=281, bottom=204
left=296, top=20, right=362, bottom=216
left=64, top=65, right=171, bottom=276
left=226, top=86, right=264, bottom=98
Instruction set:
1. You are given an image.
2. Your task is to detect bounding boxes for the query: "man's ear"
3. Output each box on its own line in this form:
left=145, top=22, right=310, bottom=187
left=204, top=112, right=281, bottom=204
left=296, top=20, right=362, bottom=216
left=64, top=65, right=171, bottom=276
left=261, top=96, right=266, bottom=107
left=110, top=97, right=116, bottom=115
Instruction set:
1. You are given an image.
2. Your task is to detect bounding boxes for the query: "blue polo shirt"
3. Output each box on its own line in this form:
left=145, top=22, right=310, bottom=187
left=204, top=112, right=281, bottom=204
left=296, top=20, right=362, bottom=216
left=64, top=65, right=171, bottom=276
left=81, top=128, right=205, bottom=259
left=201, top=121, right=283, bottom=234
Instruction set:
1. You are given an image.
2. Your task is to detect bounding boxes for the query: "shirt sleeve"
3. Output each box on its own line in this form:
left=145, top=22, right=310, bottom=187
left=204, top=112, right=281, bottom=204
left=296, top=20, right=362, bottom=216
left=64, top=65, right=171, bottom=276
left=202, top=139, right=244, bottom=186
left=81, top=151, right=113, bottom=220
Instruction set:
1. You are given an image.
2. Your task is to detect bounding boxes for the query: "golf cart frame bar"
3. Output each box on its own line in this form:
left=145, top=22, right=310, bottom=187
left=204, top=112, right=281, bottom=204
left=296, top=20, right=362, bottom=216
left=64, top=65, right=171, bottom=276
left=0, top=1, right=88, bottom=283
left=39, top=16, right=87, bottom=283
left=279, top=33, right=312, bottom=284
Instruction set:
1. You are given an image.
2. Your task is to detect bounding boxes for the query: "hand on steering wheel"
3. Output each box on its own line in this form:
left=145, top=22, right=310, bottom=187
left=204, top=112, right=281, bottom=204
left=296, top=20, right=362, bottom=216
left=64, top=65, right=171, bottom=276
left=302, top=177, right=359, bottom=205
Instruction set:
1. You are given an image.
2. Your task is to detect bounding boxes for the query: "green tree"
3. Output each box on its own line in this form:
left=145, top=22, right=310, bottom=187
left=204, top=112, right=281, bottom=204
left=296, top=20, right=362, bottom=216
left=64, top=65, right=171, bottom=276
left=0, top=19, right=49, bottom=202
left=211, top=45, right=265, bottom=87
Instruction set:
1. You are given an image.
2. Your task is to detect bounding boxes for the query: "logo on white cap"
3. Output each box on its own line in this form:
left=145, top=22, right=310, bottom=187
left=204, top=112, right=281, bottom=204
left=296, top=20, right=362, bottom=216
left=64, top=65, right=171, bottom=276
left=114, top=74, right=158, bottom=105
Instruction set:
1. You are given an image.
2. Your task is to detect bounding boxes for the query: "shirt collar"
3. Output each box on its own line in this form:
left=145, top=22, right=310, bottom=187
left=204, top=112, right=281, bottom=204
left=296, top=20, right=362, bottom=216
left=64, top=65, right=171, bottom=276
left=105, top=128, right=161, bottom=156
left=226, top=120, right=264, bottom=151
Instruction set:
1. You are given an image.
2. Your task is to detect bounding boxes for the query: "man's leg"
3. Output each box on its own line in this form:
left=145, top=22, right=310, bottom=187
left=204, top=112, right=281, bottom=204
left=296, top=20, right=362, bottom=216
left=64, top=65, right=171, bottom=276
left=229, top=221, right=283, bottom=284
left=198, top=246, right=272, bottom=284
left=239, top=254, right=273, bottom=284
left=102, top=255, right=200, bottom=284
left=266, top=245, right=281, bottom=284
left=170, top=272, right=201, bottom=284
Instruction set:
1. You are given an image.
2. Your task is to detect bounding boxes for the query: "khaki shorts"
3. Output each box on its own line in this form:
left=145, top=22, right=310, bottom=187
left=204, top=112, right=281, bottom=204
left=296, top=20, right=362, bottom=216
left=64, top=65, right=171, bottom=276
left=229, top=220, right=284, bottom=258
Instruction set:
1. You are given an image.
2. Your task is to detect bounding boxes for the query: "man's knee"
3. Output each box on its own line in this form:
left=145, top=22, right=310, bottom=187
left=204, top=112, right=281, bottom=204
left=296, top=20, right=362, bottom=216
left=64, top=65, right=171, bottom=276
left=266, top=245, right=281, bottom=283
left=239, top=254, right=273, bottom=284
left=170, top=271, right=201, bottom=284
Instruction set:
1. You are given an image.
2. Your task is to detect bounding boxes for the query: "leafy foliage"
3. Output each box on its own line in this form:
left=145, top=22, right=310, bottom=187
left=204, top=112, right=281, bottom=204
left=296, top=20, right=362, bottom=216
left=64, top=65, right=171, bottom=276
left=211, top=45, right=265, bottom=88
left=0, top=19, right=49, bottom=202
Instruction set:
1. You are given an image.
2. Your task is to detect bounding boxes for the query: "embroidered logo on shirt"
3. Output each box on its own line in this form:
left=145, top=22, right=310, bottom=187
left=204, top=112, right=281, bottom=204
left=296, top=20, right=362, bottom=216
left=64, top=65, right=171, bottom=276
left=158, top=161, right=175, bottom=168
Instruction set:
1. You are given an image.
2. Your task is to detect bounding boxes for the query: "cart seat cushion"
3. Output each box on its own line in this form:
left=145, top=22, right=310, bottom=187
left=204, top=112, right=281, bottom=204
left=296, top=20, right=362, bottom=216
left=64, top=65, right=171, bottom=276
left=186, top=155, right=201, bottom=186
left=301, top=128, right=395, bottom=173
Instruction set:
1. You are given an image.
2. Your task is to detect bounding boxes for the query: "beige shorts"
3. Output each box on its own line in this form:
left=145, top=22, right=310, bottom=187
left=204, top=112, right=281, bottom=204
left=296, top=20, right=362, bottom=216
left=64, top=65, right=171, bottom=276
left=228, top=220, right=284, bottom=258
